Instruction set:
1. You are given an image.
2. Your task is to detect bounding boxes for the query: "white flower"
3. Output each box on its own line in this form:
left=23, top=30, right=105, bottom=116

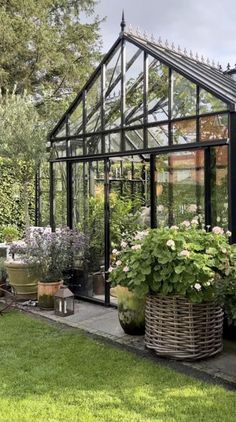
left=205, top=281, right=211, bottom=286
left=170, top=225, right=179, bottom=230
left=112, top=249, right=118, bottom=255
left=108, top=267, right=113, bottom=273
left=166, top=239, right=175, bottom=250
left=116, top=260, right=122, bottom=266
left=179, top=249, right=190, bottom=258
left=221, top=248, right=227, bottom=254
left=226, top=230, right=232, bottom=237
left=131, top=244, right=142, bottom=251
left=123, top=266, right=129, bottom=272
left=134, top=230, right=149, bottom=241
left=181, top=220, right=190, bottom=228
left=121, top=241, right=127, bottom=248
left=191, top=219, right=198, bottom=226
left=212, top=226, right=224, bottom=235
left=157, top=205, right=164, bottom=212
left=187, top=204, right=197, bottom=213
left=194, top=283, right=201, bottom=291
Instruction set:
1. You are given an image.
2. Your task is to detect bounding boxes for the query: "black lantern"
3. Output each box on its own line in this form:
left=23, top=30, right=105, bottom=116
left=54, top=286, right=74, bottom=317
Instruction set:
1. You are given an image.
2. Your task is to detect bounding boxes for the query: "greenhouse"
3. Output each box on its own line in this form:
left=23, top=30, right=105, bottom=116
left=48, top=17, right=236, bottom=305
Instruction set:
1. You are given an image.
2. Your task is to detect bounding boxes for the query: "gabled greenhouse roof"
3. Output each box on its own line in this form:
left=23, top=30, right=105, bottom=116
left=50, top=25, right=236, bottom=138
left=124, top=31, right=236, bottom=107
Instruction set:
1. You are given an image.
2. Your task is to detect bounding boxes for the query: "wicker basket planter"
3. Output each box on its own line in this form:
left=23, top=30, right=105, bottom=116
left=145, top=294, right=224, bottom=361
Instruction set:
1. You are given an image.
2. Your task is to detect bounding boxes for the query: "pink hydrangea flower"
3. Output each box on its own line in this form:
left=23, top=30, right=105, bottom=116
left=212, top=226, right=224, bottom=235
left=166, top=239, right=175, bottom=250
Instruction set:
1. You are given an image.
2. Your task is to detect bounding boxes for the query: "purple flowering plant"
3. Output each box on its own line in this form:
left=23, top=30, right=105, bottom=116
left=10, top=227, right=88, bottom=282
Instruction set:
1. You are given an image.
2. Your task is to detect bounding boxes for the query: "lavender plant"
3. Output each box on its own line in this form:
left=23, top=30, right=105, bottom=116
left=10, top=228, right=88, bottom=282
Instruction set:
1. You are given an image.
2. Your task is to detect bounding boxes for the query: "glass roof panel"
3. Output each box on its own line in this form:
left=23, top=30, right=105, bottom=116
left=172, top=71, right=196, bottom=118
left=125, top=43, right=144, bottom=126
left=148, top=59, right=169, bottom=123
left=199, top=88, right=228, bottom=114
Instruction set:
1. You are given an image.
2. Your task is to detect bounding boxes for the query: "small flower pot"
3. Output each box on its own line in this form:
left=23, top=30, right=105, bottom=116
left=38, top=280, right=63, bottom=310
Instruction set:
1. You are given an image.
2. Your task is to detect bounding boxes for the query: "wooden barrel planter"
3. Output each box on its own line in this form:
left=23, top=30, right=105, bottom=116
left=145, top=295, right=224, bottom=361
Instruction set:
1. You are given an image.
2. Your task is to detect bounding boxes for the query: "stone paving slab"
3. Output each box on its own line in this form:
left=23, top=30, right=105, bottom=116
left=17, top=299, right=236, bottom=389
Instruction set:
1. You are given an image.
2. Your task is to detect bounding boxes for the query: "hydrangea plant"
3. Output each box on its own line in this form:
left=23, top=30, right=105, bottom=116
left=108, top=222, right=236, bottom=303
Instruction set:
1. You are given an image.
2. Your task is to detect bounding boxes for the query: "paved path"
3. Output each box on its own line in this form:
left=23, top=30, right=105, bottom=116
left=18, top=300, right=236, bottom=389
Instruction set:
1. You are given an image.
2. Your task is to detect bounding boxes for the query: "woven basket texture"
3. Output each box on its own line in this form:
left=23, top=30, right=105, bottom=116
left=145, top=294, right=223, bottom=361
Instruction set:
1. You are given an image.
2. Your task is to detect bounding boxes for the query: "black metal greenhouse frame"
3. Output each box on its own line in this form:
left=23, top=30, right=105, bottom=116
left=47, top=15, right=236, bottom=305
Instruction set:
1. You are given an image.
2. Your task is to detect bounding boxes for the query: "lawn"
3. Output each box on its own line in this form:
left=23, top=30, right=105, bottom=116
left=0, top=312, right=236, bottom=422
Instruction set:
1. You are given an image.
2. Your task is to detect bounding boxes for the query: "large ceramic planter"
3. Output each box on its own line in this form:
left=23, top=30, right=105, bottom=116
left=145, top=294, right=224, bottom=361
left=115, top=286, right=145, bottom=335
left=5, top=261, right=39, bottom=300
left=38, top=280, right=63, bottom=310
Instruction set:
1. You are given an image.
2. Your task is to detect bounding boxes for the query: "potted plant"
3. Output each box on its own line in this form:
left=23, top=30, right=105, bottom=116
left=12, top=227, right=87, bottom=309
left=110, top=222, right=235, bottom=359
left=108, top=230, right=149, bottom=335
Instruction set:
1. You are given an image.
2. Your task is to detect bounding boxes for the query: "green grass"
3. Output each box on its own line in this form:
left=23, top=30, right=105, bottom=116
left=0, top=312, right=236, bottom=422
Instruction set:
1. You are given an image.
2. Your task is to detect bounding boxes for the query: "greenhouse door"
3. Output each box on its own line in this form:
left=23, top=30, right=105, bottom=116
left=72, top=159, right=106, bottom=302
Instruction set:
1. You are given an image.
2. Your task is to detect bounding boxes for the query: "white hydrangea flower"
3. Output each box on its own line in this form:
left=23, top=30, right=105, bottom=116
left=221, top=248, right=227, bottom=254
left=112, top=249, right=118, bottom=255
left=116, top=260, right=122, bottom=266
left=108, top=267, right=113, bottom=273
left=191, top=219, right=198, bottom=226
left=123, top=266, right=129, bottom=272
left=194, top=283, right=201, bottom=291
left=131, top=244, right=142, bottom=251
left=187, top=204, right=197, bottom=213
left=166, top=239, right=175, bottom=250
left=181, top=220, right=190, bottom=228
left=179, top=250, right=190, bottom=258
left=121, top=241, right=127, bottom=248
left=212, top=226, right=224, bottom=235
left=170, top=225, right=179, bottom=230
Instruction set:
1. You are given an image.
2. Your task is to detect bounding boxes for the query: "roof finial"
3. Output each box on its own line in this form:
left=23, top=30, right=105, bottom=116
left=120, top=10, right=126, bottom=33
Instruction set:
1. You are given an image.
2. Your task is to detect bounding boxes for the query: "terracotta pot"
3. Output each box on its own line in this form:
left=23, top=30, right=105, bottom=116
left=38, top=280, right=63, bottom=310
left=5, top=261, right=39, bottom=301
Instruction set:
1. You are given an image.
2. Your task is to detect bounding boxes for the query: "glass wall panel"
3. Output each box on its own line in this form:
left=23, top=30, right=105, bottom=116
left=211, top=146, right=228, bottom=228
left=105, top=132, right=121, bottom=153
left=148, top=125, right=168, bottom=147
left=148, top=59, right=169, bottom=122
left=53, top=162, right=67, bottom=228
left=172, top=71, right=196, bottom=118
left=109, top=156, right=150, bottom=232
left=125, top=43, right=144, bottom=126
left=155, top=151, right=204, bottom=226
left=199, top=89, right=228, bottom=114
left=125, top=129, right=144, bottom=150
left=85, top=135, right=102, bottom=155
left=200, top=113, right=229, bottom=141
left=172, top=119, right=196, bottom=144
left=68, top=100, right=83, bottom=135
left=72, top=160, right=105, bottom=301
left=105, top=45, right=121, bottom=130
left=69, top=138, right=83, bottom=156
left=51, top=141, right=67, bottom=159
left=85, top=75, right=101, bottom=133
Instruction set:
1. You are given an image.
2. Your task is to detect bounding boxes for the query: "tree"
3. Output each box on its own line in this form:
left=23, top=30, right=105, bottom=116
left=0, top=0, right=101, bottom=119
left=0, top=91, right=47, bottom=227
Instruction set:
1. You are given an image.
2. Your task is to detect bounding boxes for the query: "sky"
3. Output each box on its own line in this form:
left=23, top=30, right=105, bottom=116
left=94, top=0, right=236, bottom=69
